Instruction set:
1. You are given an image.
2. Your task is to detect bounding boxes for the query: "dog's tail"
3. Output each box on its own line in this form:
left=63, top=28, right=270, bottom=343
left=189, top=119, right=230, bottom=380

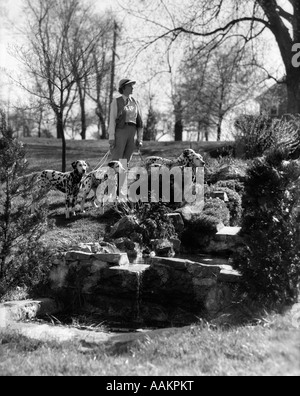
left=16, top=171, right=40, bottom=184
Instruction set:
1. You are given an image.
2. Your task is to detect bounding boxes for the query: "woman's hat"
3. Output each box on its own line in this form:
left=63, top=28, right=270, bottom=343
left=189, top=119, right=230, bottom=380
left=119, top=78, right=136, bottom=90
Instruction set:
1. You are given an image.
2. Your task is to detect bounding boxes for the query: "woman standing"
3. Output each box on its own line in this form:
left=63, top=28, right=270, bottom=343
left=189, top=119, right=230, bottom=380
left=108, top=78, right=144, bottom=162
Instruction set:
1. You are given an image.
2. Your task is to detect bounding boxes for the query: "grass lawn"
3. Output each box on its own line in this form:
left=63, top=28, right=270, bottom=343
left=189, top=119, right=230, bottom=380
left=20, top=137, right=232, bottom=172
left=18, top=137, right=237, bottom=246
left=0, top=311, right=299, bottom=376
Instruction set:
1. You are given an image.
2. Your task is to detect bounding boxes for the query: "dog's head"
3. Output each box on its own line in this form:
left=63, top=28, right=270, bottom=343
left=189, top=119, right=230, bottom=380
left=177, top=149, right=205, bottom=167
left=144, top=156, right=172, bottom=170
left=72, top=160, right=88, bottom=175
left=145, top=156, right=163, bottom=166
left=107, top=160, right=126, bottom=173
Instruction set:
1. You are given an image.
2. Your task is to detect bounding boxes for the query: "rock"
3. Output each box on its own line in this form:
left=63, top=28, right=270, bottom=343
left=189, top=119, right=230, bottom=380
left=214, top=165, right=247, bottom=182
left=49, top=261, right=69, bottom=289
left=109, top=215, right=140, bottom=239
left=66, top=251, right=93, bottom=261
left=204, top=285, right=232, bottom=315
left=150, top=239, right=175, bottom=258
left=218, top=267, right=242, bottom=283
left=70, top=242, right=120, bottom=254
left=114, top=237, right=136, bottom=251
left=70, top=243, right=93, bottom=253
left=7, top=322, right=113, bottom=344
left=205, top=226, right=242, bottom=254
left=98, top=242, right=120, bottom=254
left=92, top=253, right=129, bottom=266
left=170, top=238, right=181, bottom=253
left=209, top=191, right=229, bottom=202
left=166, top=213, right=185, bottom=233
left=0, top=299, right=62, bottom=328
left=47, top=251, right=242, bottom=326
left=113, top=237, right=143, bottom=258
left=175, top=202, right=204, bottom=222
left=130, top=232, right=144, bottom=244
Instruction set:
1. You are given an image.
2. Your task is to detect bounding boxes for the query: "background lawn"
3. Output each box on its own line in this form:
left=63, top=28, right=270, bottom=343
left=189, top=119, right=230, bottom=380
left=18, top=138, right=235, bottom=246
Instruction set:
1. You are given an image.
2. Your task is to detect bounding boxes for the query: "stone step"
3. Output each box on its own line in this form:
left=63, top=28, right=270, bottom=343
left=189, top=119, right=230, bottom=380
left=218, top=267, right=242, bottom=283
left=205, top=227, right=242, bottom=254
left=216, top=226, right=242, bottom=236
left=214, top=226, right=242, bottom=244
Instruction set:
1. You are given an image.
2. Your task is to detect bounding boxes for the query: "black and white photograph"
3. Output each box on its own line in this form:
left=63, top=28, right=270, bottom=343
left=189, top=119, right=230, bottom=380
left=0, top=0, right=299, bottom=378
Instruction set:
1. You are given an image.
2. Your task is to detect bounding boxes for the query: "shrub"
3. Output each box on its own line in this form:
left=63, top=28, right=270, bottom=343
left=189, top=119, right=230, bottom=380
left=205, top=185, right=243, bottom=226
left=0, top=111, right=52, bottom=298
left=234, top=114, right=300, bottom=160
left=138, top=203, right=178, bottom=245
left=181, top=198, right=230, bottom=250
left=214, top=179, right=245, bottom=196
left=208, top=144, right=236, bottom=159
left=232, top=147, right=300, bottom=306
left=203, top=198, right=230, bottom=226
left=204, top=155, right=248, bottom=185
left=115, top=201, right=178, bottom=247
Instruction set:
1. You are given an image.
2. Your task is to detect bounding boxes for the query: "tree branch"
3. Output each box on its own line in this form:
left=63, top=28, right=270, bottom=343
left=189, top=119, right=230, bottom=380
left=275, top=4, right=293, bottom=24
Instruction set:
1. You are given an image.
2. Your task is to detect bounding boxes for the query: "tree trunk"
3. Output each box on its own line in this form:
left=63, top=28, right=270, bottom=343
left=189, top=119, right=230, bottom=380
left=197, top=121, right=201, bottom=142
left=77, top=79, right=87, bottom=140
left=79, top=95, right=87, bottom=140
left=56, top=112, right=63, bottom=139
left=258, top=0, right=300, bottom=114
left=174, top=119, right=183, bottom=141
left=56, top=112, right=66, bottom=172
left=217, top=114, right=223, bottom=141
left=174, top=99, right=183, bottom=141
left=109, top=21, right=118, bottom=119
left=62, top=130, right=66, bottom=173
left=96, top=105, right=107, bottom=139
left=286, top=68, right=300, bottom=114
left=205, top=128, right=209, bottom=141
left=217, top=123, right=221, bottom=141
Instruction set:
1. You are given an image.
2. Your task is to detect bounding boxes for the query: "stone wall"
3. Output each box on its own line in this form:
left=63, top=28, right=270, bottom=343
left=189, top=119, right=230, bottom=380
left=49, top=244, right=241, bottom=326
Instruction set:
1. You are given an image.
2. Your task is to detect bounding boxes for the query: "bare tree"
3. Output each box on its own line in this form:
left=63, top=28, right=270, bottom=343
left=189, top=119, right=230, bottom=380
left=171, top=38, right=259, bottom=141
left=122, top=0, right=300, bottom=115
left=144, top=94, right=158, bottom=141
left=66, top=6, right=114, bottom=140
left=11, top=0, right=100, bottom=170
left=86, top=14, right=115, bottom=139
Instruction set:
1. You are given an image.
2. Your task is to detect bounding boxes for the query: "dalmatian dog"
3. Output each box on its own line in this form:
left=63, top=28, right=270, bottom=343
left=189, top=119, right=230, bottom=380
left=177, top=149, right=205, bottom=168
left=79, top=160, right=126, bottom=213
left=37, top=160, right=88, bottom=219
left=142, top=149, right=205, bottom=199
left=144, top=148, right=205, bottom=171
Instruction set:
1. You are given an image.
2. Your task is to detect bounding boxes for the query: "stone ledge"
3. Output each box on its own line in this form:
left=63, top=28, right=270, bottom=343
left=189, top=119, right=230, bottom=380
left=219, top=268, right=242, bottom=283
left=0, top=299, right=62, bottom=328
left=215, top=226, right=242, bottom=236
left=65, top=251, right=129, bottom=266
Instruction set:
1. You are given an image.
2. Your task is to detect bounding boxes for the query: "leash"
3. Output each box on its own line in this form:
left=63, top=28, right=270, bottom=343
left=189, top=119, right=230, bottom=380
left=80, top=150, right=111, bottom=187
left=91, top=150, right=111, bottom=173
left=137, top=148, right=145, bottom=166
left=129, top=148, right=145, bottom=168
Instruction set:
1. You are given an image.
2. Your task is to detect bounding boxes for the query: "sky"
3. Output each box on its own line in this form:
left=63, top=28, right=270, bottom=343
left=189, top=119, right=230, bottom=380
left=0, top=0, right=118, bottom=105
left=0, top=0, right=292, bottom=139
left=0, top=0, right=117, bottom=69
left=0, top=0, right=288, bottom=73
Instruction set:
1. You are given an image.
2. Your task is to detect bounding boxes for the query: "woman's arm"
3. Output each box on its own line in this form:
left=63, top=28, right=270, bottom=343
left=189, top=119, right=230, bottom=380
left=108, top=98, right=118, bottom=141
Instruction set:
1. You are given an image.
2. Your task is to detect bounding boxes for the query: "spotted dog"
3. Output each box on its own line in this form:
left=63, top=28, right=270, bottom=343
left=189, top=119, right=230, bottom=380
left=177, top=149, right=205, bottom=167
left=38, top=160, right=88, bottom=219
left=79, top=161, right=126, bottom=213
left=143, top=157, right=174, bottom=170
left=144, top=149, right=205, bottom=171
